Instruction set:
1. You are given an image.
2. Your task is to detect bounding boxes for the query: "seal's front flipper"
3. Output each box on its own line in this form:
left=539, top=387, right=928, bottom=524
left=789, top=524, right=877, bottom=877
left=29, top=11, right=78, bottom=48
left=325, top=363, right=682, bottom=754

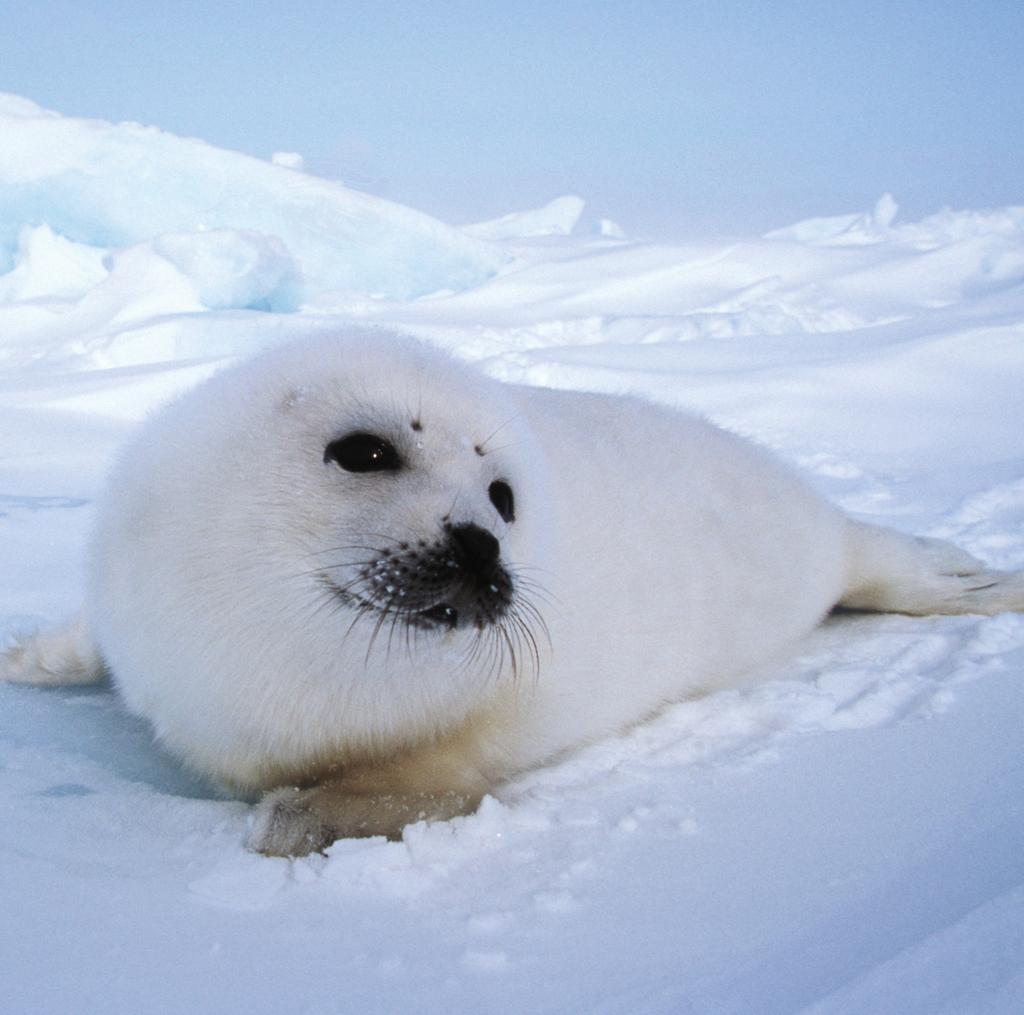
left=246, top=747, right=491, bottom=856
left=0, top=615, right=106, bottom=685
left=247, top=783, right=483, bottom=856
left=839, top=521, right=1024, bottom=616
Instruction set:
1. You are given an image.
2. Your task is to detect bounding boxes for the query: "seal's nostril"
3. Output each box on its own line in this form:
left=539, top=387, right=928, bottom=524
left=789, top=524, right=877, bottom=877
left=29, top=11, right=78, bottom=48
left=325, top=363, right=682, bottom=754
left=447, top=523, right=500, bottom=575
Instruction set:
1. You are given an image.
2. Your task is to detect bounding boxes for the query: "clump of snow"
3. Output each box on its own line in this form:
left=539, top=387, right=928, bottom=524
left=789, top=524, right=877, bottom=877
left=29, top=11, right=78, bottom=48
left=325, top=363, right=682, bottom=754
left=151, top=229, right=299, bottom=311
left=1, top=92, right=1024, bottom=1014
left=463, top=194, right=586, bottom=239
left=594, top=216, right=626, bottom=238
left=270, top=151, right=304, bottom=170
left=0, top=93, right=58, bottom=119
left=0, top=223, right=107, bottom=303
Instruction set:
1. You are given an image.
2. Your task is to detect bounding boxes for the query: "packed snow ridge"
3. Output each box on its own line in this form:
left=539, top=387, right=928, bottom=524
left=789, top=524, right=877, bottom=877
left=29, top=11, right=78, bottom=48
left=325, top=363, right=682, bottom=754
left=0, top=93, right=505, bottom=306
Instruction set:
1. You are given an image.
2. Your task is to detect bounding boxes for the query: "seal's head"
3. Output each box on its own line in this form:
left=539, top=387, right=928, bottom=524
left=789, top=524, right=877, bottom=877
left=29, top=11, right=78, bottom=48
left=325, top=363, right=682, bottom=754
left=265, top=333, right=549, bottom=674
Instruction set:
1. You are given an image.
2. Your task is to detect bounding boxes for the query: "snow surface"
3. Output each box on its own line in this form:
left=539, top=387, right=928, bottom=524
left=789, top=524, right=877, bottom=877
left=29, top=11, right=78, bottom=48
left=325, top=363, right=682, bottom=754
left=1, top=99, right=1023, bottom=1015
left=463, top=195, right=587, bottom=240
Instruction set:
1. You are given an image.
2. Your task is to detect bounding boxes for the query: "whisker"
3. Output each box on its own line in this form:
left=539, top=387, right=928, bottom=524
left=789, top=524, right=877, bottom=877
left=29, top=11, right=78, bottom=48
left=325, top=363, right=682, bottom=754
left=287, top=560, right=379, bottom=582
left=474, top=414, right=522, bottom=455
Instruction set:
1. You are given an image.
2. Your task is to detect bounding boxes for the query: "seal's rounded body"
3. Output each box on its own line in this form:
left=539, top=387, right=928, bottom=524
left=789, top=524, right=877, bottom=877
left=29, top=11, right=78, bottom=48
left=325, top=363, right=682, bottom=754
left=88, top=331, right=844, bottom=789
left=5, top=329, right=1022, bottom=854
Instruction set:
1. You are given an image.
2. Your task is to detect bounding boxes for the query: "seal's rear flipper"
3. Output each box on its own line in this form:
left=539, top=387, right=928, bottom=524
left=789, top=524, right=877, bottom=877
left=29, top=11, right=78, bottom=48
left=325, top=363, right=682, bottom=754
left=840, top=521, right=1024, bottom=616
left=0, top=615, right=106, bottom=685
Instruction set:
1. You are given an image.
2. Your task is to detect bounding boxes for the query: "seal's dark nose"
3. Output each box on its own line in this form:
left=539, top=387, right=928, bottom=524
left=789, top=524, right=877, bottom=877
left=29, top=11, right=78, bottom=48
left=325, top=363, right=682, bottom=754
left=448, top=523, right=500, bottom=578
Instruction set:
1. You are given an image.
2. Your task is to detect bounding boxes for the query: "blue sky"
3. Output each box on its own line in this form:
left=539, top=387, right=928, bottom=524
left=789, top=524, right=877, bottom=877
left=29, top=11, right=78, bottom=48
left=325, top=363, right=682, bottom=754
left=2, top=0, right=1022, bottom=237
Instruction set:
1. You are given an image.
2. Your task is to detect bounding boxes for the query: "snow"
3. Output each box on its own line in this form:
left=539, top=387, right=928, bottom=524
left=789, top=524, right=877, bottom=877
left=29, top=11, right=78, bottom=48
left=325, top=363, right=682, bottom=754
left=463, top=194, right=587, bottom=239
left=1, top=98, right=1023, bottom=1014
left=0, top=94, right=504, bottom=304
left=765, top=193, right=900, bottom=246
left=270, top=152, right=305, bottom=171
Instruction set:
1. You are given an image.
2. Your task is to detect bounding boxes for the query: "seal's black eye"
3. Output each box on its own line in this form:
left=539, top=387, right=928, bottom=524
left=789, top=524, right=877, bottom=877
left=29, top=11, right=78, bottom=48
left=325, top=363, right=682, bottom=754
left=324, top=433, right=401, bottom=473
left=489, top=480, right=515, bottom=523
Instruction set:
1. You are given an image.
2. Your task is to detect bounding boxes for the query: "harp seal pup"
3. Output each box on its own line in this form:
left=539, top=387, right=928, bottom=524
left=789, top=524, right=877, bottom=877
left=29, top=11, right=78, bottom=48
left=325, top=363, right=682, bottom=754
left=3, top=328, right=1023, bottom=856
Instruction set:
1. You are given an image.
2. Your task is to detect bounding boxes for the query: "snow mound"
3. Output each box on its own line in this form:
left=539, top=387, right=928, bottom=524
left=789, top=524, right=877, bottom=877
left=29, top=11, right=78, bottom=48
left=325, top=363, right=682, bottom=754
left=769, top=193, right=1024, bottom=260
left=766, top=193, right=900, bottom=245
left=464, top=194, right=586, bottom=239
left=0, top=94, right=505, bottom=304
left=151, top=229, right=298, bottom=311
left=0, top=224, right=107, bottom=303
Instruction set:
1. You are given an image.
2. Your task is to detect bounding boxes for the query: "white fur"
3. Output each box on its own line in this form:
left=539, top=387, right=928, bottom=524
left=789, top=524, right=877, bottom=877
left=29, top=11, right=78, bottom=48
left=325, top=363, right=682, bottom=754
left=3, top=329, right=1022, bottom=853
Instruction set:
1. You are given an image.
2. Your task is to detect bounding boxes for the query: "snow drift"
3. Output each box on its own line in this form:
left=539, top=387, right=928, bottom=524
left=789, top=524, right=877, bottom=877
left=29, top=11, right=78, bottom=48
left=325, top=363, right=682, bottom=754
left=0, top=94, right=505, bottom=308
